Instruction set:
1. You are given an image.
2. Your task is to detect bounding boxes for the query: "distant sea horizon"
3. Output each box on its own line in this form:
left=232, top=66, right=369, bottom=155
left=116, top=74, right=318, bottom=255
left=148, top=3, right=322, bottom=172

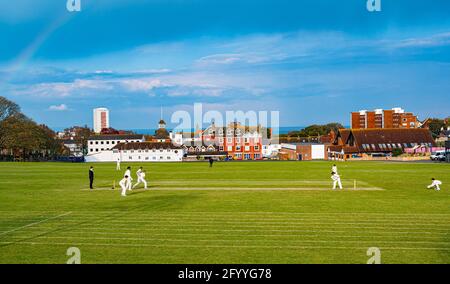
left=53, top=126, right=349, bottom=135
left=128, top=126, right=306, bottom=135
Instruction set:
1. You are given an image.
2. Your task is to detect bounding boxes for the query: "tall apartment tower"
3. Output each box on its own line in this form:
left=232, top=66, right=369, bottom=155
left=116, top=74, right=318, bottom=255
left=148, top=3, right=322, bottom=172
left=351, top=107, right=418, bottom=129
left=93, top=108, right=110, bottom=133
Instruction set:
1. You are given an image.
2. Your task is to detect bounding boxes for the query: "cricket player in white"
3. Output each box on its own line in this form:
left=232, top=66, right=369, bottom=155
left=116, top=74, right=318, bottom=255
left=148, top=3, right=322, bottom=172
left=116, top=158, right=121, bottom=171
left=120, top=176, right=128, bottom=197
left=332, top=164, right=338, bottom=174
left=124, top=167, right=132, bottom=191
left=427, top=178, right=442, bottom=191
left=331, top=172, right=343, bottom=190
left=133, top=167, right=148, bottom=189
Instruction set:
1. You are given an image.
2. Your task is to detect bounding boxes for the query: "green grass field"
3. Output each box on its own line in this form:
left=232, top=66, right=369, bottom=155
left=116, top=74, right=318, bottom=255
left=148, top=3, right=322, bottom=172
left=0, top=161, right=449, bottom=264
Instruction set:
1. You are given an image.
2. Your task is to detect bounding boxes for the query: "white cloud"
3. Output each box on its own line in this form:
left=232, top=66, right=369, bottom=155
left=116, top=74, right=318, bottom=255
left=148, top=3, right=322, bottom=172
left=120, top=78, right=166, bottom=92
left=391, top=32, right=450, bottom=49
left=197, top=54, right=242, bottom=65
left=16, top=79, right=113, bottom=97
left=48, top=104, right=68, bottom=111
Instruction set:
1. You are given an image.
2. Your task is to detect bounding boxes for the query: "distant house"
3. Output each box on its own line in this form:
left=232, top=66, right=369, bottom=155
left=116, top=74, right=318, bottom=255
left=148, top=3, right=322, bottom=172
left=182, top=143, right=228, bottom=160
left=328, top=128, right=435, bottom=160
left=85, top=134, right=145, bottom=162
left=436, top=127, right=450, bottom=144
left=61, top=139, right=83, bottom=157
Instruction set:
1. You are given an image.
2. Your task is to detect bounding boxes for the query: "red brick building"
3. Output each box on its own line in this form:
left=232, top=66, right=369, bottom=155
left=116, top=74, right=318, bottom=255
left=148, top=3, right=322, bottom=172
left=201, top=122, right=264, bottom=160
left=351, top=108, right=419, bottom=129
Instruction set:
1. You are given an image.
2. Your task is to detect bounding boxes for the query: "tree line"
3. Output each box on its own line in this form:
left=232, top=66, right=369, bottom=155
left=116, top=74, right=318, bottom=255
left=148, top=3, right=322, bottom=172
left=283, top=123, right=344, bottom=138
left=0, top=96, right=68, bottom=161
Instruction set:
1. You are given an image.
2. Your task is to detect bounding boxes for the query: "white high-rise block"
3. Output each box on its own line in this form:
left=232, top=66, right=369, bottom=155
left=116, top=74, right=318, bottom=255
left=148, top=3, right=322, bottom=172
left=93, top=108, right=110, bottom=133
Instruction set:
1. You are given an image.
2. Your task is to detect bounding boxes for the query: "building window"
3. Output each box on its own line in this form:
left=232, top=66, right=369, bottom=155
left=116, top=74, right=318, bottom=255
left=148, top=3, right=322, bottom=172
left=236, top=138, right=241, bottom=143
left=129, top=156, right=132, bottom=160
left=254, top=145, right=260, bottom=151
left=236, top=146, right=241, bottom=151
left=90, top=141, right=93, bottom=145
left=244, top=153, right=251, bottom=159
left=90, top=149, right=93, bottom=152
left=227, top=146, right=232, bottom=151
left=95, top=149, right=99, bottom=152
left=254, top=154, right=260, bottom=159
left=95, top=141, right=98, bottom=145
left=145, top=157, right=149, bottom=160
left=245, top=146, right=250, bottom=151
left=219, top=146, right=224, bottom=152
left=167, top=156, right=171, bottom=160
left=106, top=141, right=110, bottom=144
left=227, top=137, right=232, bottom=143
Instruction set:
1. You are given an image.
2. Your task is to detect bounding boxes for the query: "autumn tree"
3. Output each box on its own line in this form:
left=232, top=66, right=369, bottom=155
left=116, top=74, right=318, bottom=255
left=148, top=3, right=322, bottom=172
left=0, top=96, right=20, bottom=121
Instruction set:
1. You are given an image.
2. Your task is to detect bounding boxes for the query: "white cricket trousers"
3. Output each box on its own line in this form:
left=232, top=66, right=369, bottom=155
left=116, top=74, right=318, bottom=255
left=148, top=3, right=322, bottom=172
left=120, top=183, right=127, bottom=196
left=333, top=179, right=343, bottom=190
left=133, top=177, right=148, bottom=189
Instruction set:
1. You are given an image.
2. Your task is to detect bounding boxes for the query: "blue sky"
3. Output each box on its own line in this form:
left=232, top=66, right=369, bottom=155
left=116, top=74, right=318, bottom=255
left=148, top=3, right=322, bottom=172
left=0, top=0, right=449, bottom=129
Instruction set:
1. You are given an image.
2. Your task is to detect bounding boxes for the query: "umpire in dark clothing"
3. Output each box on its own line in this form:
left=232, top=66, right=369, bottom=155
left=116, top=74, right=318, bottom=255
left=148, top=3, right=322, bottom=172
left=89, top=166, right=94, bottom=189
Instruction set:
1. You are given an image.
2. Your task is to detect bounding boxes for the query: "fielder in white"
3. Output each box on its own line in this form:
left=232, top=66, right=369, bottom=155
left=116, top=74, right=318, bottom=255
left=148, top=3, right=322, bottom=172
left=116, top=158, right=121, bottom=171
left=332, top=164, right=338, bottom=174
left=331, top=172, right=343, bottom=190
left=133, top=167, right=148, bottom=189
left=120, top=176, right=128, bottom=197
left=427, top=178, right=442, bottom=191
left=124, top=166, right=133, bottom=191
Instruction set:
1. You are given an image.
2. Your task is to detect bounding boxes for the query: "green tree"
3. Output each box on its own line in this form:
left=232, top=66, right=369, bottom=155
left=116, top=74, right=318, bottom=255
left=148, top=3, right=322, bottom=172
left=288, top=123, right=344, bottom=137
left=427, top=118, right=445, bottom=138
